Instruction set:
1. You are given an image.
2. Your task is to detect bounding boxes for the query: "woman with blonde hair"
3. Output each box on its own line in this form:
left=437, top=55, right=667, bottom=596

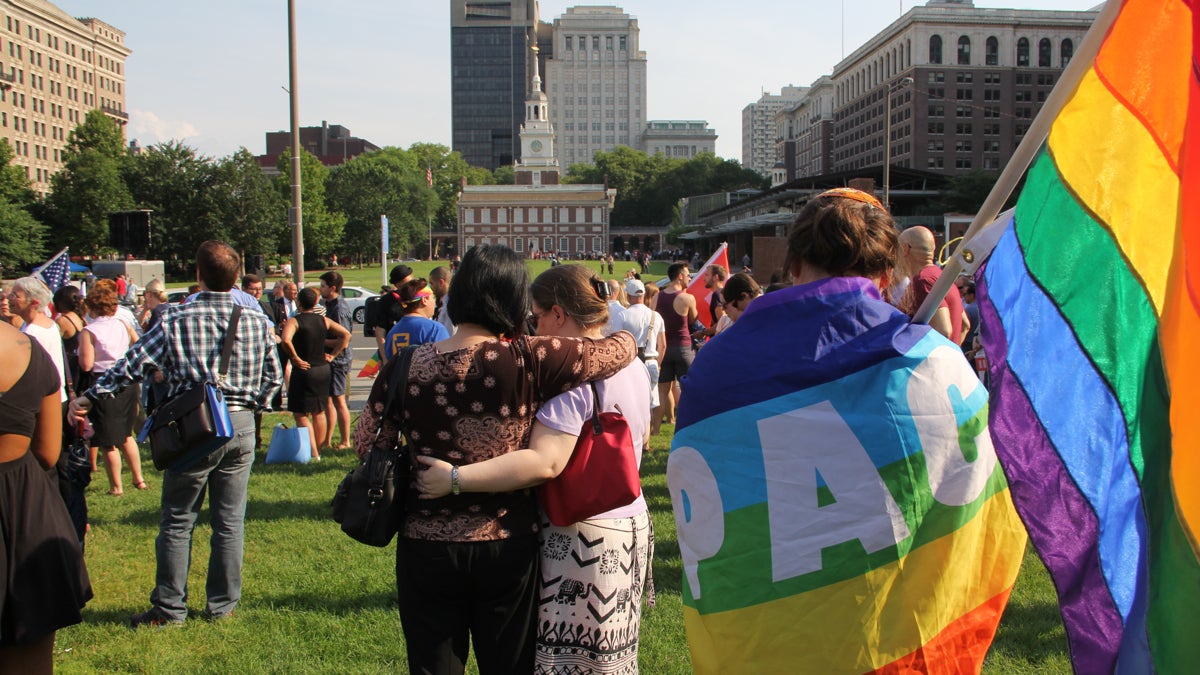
left=417, top=263, right=653, bottom=674
left=79, top=283, right=144, bottom=495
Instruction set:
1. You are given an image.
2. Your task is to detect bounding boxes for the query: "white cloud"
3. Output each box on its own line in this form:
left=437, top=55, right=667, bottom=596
left=128, top=109, right=200, bottom=146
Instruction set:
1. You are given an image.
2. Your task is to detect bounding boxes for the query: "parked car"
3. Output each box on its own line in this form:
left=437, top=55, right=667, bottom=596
left=306, top=283, right=379, bottom=324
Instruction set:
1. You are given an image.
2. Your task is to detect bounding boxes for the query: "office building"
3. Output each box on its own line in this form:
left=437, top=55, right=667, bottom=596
left=544, top=5, right=647, bottom=168
left=642, top=120, right=716, bottom=159
left=459, top=43, right=614, bottom=259
left=741, top=86, right=806, bottom=178
left=778, top=0, right=1096, bottom=183
left=0, top=0, right=129, bottom=196
left=451, top=0, right=551, bottom=171
left=774, top=77, right=834, bottom=184
left=257, top=121, right=379, bottom=173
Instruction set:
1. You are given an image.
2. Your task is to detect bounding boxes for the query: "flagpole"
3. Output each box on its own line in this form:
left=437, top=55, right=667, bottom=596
left=912, top=0, right=1122, bottom=325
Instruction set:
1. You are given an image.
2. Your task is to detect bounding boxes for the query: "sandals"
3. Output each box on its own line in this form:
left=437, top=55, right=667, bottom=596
left=134, top=480, right=149, bottom=490
left=108, top=488, right=123, bottom=496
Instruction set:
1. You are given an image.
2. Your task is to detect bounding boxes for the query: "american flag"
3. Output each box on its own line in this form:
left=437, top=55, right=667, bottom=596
left=33, top=247, right=71, bottom=292
left=426, top=163, right=433, bottom=188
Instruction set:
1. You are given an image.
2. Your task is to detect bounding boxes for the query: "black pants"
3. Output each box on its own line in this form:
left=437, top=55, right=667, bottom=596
left=396, top=535, right=539, bottom=675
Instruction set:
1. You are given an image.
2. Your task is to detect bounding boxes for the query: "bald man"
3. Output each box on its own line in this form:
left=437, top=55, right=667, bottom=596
left=897, top=226, right=969, bottom=344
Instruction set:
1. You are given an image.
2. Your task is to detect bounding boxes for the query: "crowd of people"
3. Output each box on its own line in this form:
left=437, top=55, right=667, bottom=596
left=0, top=188, right=986, bottom=672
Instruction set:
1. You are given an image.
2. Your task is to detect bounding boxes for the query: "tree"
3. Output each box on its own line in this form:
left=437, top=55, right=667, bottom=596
left=326, top=147, right=437, bottom=263
left=123, top=141, right=218, bottom=261
left=566, top=148, right=767, bottom=230
left=0, top=139, right=46, bottom=273
left=46, top=110, right=133, bottom=253
left=211, top=149, right=285, bottom=260
left=275, top=148, right=345, bottom=265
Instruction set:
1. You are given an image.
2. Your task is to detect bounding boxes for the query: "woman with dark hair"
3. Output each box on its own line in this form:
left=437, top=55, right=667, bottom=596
left=281, top=287, right=350, bottom=461
left=54, top=286, right=87, bottom=396
left=0, top=322, right=92, bottom=672
left=79, top=283, right=143, bottom=495
left=353, top=245, right=637, bottom=675
left=416, top=264, right=653, bottom=674
left=714, top=272, right=762, bottom=335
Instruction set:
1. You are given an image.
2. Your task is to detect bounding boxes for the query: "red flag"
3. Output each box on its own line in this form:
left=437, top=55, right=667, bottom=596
left=426, top=164, right=433, bottom=187
left=686, top=243, right=729, bottom=328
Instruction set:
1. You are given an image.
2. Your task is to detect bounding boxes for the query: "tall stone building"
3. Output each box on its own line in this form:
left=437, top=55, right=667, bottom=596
left=777, top=0, right=1096, bottom=183
left=459, top=44, right=614, bottom=259
left=450, top=0, right=548, bottom=171
left=544, top=5, right=646, bottom=169
left=0, top=0, right=129, bottom=196
left=741, top=86, right=806, bottom=178
left=642, top=120, right=716, bottom=159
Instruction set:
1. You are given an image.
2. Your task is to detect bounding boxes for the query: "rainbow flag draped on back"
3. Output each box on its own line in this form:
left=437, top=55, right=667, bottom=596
left=668, top=277, right=1027, bottom=673
left=972, top=0, right=1200, bottom=670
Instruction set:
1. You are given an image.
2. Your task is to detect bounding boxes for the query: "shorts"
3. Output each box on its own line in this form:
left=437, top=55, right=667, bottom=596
left=659, top=344, right=693, bottom=383
left=645, top=359, right=661, bottom=408
left=329, top=361, right=350, bottom=397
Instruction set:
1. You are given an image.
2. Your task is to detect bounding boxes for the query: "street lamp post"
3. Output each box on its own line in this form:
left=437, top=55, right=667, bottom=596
left=883, top=76, right=914, bottom=209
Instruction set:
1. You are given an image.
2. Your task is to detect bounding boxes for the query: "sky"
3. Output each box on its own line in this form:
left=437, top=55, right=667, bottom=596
left=61, top=0, right=1101, bottom=163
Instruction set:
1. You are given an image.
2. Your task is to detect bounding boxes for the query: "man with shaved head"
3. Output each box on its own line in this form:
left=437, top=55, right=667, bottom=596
left=897, top=226, right=968, bottom=344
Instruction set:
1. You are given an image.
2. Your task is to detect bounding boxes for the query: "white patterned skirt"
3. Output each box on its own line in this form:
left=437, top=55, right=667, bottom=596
left=534, top=511, right=654, bottom=675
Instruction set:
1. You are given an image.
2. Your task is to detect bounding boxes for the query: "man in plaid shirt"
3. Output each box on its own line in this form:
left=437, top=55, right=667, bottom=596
left=70, top=240, right=282, bottom=628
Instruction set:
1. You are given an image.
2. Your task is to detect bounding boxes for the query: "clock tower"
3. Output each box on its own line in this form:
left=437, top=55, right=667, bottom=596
left=515, top=42, right=560, bottom=186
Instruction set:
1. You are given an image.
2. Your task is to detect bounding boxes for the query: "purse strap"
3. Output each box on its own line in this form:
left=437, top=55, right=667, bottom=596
left=215, top=305, right=244, bottom=387
left=588, top=381, right=604, bottom=435
left=376, top=346, right=416, bottom=443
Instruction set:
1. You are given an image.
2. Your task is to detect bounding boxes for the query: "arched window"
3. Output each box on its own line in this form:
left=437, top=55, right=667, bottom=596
left=985, top=36, right=999, bottom=65
left=957, top=36, right=971, bottom=65
left=1061, top=38, right=1074, bottom=67
left=906, top=39, right=912, bottom=68
left=930, top=35, right=943, bottom=64
left=1038, top=38, right=1052, bottom=67
left=1017, top=37, right=1030, bottom=67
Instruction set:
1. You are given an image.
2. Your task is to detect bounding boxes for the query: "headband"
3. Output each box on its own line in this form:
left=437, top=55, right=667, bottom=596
left=815, top=187, right=886, bottom=212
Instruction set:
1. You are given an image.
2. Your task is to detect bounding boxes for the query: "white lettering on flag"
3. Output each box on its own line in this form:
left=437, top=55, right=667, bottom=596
left=668, top=446, right=725, bottom=599
left=759, top=400, right=911, bottom=582
left=909, top=346, right=997, bottom=507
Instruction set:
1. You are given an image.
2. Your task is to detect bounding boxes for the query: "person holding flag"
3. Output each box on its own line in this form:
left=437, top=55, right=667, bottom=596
left=668, top=188, right=1025, bottom=673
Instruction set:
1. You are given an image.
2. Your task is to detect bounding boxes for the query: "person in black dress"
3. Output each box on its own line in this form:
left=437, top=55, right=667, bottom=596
left=0, top=322, right=92, bottom=673
left=280, top=287, right=350, bottom=461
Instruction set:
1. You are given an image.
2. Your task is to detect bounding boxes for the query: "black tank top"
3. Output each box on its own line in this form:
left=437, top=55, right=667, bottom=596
left=0, top=339, right=58, bottom=438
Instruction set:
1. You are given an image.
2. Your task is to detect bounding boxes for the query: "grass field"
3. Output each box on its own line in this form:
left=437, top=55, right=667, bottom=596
left=74, top=261, right=1072, bottom=672
left=52, top=409, right=1071, bottom=674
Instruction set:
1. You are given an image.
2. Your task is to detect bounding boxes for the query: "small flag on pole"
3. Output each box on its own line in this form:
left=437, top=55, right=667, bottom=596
left=33, top=247, right=71, bottom=292
left=426, top=163, right=433, bottom=188
left=357, top=350, right=381, bottom=378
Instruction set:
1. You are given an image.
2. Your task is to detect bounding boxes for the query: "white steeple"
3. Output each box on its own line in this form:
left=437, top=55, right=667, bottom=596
left=517, top=40, right=559, bottom=184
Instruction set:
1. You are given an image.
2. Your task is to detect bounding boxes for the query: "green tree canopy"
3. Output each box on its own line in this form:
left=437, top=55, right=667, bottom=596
left=46, top=110, right=133, bottom=253
left=0, top=139, right=45, bottom=273
left=565, top=148, right=767, bottom=230
left=275, top=148, right=345, bottom=264
left=326, top=147, right=437, bottom=263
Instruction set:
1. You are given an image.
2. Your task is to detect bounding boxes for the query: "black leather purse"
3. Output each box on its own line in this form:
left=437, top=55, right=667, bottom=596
left=332, top=346, right=415, bottom=547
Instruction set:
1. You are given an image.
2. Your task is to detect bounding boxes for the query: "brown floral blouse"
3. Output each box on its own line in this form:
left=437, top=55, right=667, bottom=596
left=352, top=332, right=636, bottom=542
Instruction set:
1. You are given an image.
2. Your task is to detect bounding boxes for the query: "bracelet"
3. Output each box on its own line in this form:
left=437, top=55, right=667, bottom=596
left=450, top=465, right=461, bottom=495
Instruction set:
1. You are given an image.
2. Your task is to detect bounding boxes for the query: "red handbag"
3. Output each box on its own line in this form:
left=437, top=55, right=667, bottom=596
left=539, top=381, right=641, bottom=527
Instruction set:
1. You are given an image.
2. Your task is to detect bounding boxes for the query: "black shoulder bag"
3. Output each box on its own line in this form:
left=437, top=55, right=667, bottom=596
left=331, top=346, right=415, bottom=547
left=140, top=306, right=242, bottom=471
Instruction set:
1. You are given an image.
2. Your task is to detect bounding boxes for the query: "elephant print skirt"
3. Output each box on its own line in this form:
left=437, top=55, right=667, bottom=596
left=535, top=511, right=654, bottom=674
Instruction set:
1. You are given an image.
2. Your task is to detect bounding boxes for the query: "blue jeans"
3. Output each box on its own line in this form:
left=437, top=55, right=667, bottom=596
left=149, top=410, right=255, bottom=620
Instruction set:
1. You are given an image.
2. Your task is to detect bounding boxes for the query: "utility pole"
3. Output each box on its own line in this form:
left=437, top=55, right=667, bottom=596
left=288, top=0, right=304, bottom=285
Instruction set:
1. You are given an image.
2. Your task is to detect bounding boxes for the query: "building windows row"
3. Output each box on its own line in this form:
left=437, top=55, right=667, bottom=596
left=563, top=34, right=628, bottom=52
left=931, top=34, right=1074, bottom=68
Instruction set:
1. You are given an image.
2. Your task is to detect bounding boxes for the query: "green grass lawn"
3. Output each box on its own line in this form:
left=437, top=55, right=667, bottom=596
left=54, top=416, right=1071, bottom=674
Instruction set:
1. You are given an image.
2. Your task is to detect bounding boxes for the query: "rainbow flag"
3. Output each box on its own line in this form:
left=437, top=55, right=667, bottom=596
left=972, top=0, right=1200, bottom=670
left=669, top=277, right=1027, bottom=673
left=356, top=350, right=381, bottom=378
